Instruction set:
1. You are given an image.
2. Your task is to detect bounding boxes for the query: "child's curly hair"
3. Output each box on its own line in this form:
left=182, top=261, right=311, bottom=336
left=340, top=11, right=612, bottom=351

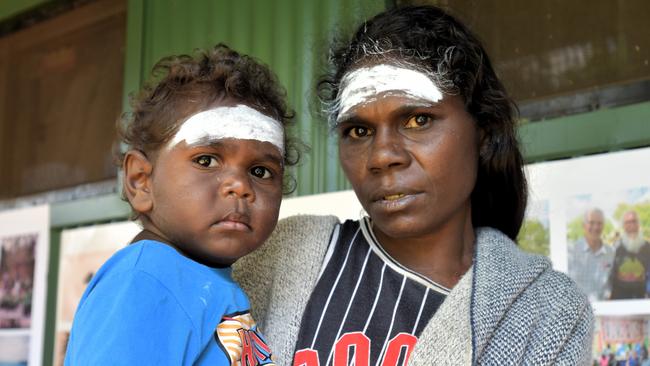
left=116, top=43, right=300, bottom=193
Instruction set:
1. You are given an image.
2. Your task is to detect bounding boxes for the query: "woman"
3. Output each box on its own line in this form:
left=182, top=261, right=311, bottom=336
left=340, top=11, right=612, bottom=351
left=234, top=5, right=592, bottom=365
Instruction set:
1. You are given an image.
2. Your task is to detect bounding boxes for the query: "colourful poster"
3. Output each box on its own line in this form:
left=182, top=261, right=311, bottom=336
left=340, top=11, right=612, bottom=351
left=53, top=221, right=140, bottom=366
left=0, top=205, right=49, bottom=366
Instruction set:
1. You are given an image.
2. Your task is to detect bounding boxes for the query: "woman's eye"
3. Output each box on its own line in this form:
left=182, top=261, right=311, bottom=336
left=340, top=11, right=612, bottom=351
left=250, top=166, right=272, bottom=179
left=194, top=155, right=218, bottom=168
left=346, top=126, right=373, bottom=139
left=404, top=115, right=431, bottom=129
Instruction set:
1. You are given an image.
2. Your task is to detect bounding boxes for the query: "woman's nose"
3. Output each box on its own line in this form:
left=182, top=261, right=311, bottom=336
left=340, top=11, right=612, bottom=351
left=366, top=129, right=411, bottom=173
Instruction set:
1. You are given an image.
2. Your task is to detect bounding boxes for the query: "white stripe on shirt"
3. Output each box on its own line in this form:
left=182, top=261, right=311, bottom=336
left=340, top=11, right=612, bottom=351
left=310, top=227, right=361, bottom=349
left=325, top=246, right=373, bottom=366
left=375, top=275, right=407, bottom=366
left=317, top=223, right=342, bottom=281
left=412, top=287, right=429, bottom=334
left=363, top=263, right=387, bottom=333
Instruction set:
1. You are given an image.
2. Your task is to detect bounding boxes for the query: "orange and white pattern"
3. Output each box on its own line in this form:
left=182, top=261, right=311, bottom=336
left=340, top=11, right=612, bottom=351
left=215, top=312, right=275, bottom=366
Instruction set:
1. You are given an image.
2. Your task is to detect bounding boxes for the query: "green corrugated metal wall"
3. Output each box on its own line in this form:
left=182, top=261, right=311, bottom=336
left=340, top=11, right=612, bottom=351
left=124, top=0, right=388, bottom=196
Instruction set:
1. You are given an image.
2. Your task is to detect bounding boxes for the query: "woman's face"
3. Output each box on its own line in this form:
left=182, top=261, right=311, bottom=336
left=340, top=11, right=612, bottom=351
left=337, top=93, right=479, bottom=241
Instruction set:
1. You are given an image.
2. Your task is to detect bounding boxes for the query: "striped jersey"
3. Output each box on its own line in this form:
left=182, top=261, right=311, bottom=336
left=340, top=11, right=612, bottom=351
left=293, top=217, right=449, bottom=366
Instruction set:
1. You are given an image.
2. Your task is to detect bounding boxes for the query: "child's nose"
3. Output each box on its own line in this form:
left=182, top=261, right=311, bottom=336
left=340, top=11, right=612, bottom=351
left=219, top=171, right=254, bottom=201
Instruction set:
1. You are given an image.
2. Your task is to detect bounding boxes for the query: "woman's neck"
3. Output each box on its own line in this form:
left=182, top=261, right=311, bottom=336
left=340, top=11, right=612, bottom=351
left=372, top=207, right=475, bottom=289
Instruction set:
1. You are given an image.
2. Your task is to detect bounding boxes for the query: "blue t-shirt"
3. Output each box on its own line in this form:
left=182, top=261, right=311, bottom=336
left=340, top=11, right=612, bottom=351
left=64, top=240, right=274, bottom=365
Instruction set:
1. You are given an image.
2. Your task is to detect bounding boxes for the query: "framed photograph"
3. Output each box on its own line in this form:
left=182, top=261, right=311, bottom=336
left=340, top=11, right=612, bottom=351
left=527, top=147, right=650, bottom=293
left=592, top=314, right=650, bottom=365
left=526, top=146, right=650, bottom=363
left=53, top=221, right=140, bottom=366
left=0, top=205, right=49, bottom=366
left=564, top=187, right=650, bottom=301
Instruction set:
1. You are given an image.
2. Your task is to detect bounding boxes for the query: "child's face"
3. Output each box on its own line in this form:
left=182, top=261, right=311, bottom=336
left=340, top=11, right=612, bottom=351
left=143, top=103, right=284, bottom=266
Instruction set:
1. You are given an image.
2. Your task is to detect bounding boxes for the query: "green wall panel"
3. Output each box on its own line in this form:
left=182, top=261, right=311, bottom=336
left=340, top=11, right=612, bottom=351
left=520, top=102, right=650, bottom=162
left=124, top=0, right=387, bottom=196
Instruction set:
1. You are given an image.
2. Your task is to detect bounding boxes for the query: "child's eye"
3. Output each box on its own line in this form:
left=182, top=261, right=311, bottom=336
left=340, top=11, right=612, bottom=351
left=194, top=155, right=218, bottom=168
left=344, top=126, right=373, bottom=139
left=404, top=114, right=432, bottom=129
left=250, top=166, right=272, bottom=179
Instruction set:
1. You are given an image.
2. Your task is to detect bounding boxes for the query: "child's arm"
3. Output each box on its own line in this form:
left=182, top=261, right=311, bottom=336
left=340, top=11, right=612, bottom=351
left=64, top=270, right=199, bottom=365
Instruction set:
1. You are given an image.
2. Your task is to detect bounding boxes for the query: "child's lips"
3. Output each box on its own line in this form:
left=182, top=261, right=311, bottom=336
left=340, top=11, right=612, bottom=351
left=215, top=220, right=250, bottom=231
left=214, top=212, right=251, bottom=231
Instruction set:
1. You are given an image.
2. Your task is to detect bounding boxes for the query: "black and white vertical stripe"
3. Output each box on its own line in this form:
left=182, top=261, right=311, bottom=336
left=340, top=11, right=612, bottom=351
left=294, top=217, right=449, bottom=366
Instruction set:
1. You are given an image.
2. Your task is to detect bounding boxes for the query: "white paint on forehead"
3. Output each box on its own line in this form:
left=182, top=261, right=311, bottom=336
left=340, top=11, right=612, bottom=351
left=169, top=104, right=284, bottom=154
left=337, top=64, right=444, bottom=121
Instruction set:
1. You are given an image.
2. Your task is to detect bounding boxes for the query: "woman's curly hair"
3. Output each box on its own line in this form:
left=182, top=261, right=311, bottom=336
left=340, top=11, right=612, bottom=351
left=318, top=5, right=527, bottom=240
left=117, top=43, right=300, bottom=194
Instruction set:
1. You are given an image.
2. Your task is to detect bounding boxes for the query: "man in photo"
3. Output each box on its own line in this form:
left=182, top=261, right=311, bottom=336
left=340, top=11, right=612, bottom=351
left=568, top=208, right=615, bottom=301
left=610, top=210, right=650, bottom=299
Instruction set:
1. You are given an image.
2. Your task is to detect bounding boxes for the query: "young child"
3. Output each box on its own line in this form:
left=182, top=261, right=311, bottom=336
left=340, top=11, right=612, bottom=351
left=64, top=44, right=296, bottom=365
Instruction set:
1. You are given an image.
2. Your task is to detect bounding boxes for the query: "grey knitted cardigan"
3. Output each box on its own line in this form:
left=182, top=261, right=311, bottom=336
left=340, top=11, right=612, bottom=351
left=233, top=215, right=593, bottom=365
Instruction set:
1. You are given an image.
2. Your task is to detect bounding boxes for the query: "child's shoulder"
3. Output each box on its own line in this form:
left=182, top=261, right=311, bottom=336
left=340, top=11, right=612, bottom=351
left=86, top=240, right=246, bottom=313
left=132, top=240, right=237, bottom=283
left=68, top=242, right=248, bottom=365
left=97, top=240, right=238, bottom=292
left=100, top=239, right=183, bottom=274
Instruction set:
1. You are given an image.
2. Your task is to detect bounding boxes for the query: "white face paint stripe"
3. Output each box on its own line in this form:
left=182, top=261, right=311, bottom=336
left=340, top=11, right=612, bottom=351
left=169, top=105, right=284, bottom=154
left=336, top=64, right=444, bottom=122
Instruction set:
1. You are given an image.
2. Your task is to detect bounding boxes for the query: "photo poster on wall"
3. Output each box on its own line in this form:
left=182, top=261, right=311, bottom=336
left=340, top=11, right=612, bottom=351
left=526, top=146, right=650, bottom=307
left=53, top=221, right=140, bottom=366
left=526, top=146, right=650, bottom=363
left=0, top=205, right=49, bottom=366
left=593, top=314, right=650, bottom=365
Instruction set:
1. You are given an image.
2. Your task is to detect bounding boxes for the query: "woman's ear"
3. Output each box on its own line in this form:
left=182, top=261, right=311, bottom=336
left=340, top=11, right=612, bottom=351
left=123, top=150, right=154, bottom=214
left=477, top=126, right=492, bottom=161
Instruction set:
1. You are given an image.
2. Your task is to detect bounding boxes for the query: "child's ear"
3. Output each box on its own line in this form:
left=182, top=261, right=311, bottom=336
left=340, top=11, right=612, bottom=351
left=123, top=150, right=154, bottom=214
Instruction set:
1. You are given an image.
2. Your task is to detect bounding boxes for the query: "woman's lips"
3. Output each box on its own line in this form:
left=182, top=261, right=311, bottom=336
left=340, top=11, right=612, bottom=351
left=383, top=193, right=406, bottom=201
left=371, top=192, right=421, bottom=212
left=370, top=187, right=421, bottom=202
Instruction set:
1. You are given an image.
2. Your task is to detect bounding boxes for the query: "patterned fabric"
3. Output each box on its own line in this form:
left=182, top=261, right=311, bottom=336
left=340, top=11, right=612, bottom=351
left=293, top=218, right=447, bottom=366
left=216, top=312, right=275, bottom=365
left=470, top=229, right=593, bottom=365
left=568, top=238, right=615, bottom=301
left=233, top=216, right=594, bottom=366
left=65, top=240, right=274, bottom=366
